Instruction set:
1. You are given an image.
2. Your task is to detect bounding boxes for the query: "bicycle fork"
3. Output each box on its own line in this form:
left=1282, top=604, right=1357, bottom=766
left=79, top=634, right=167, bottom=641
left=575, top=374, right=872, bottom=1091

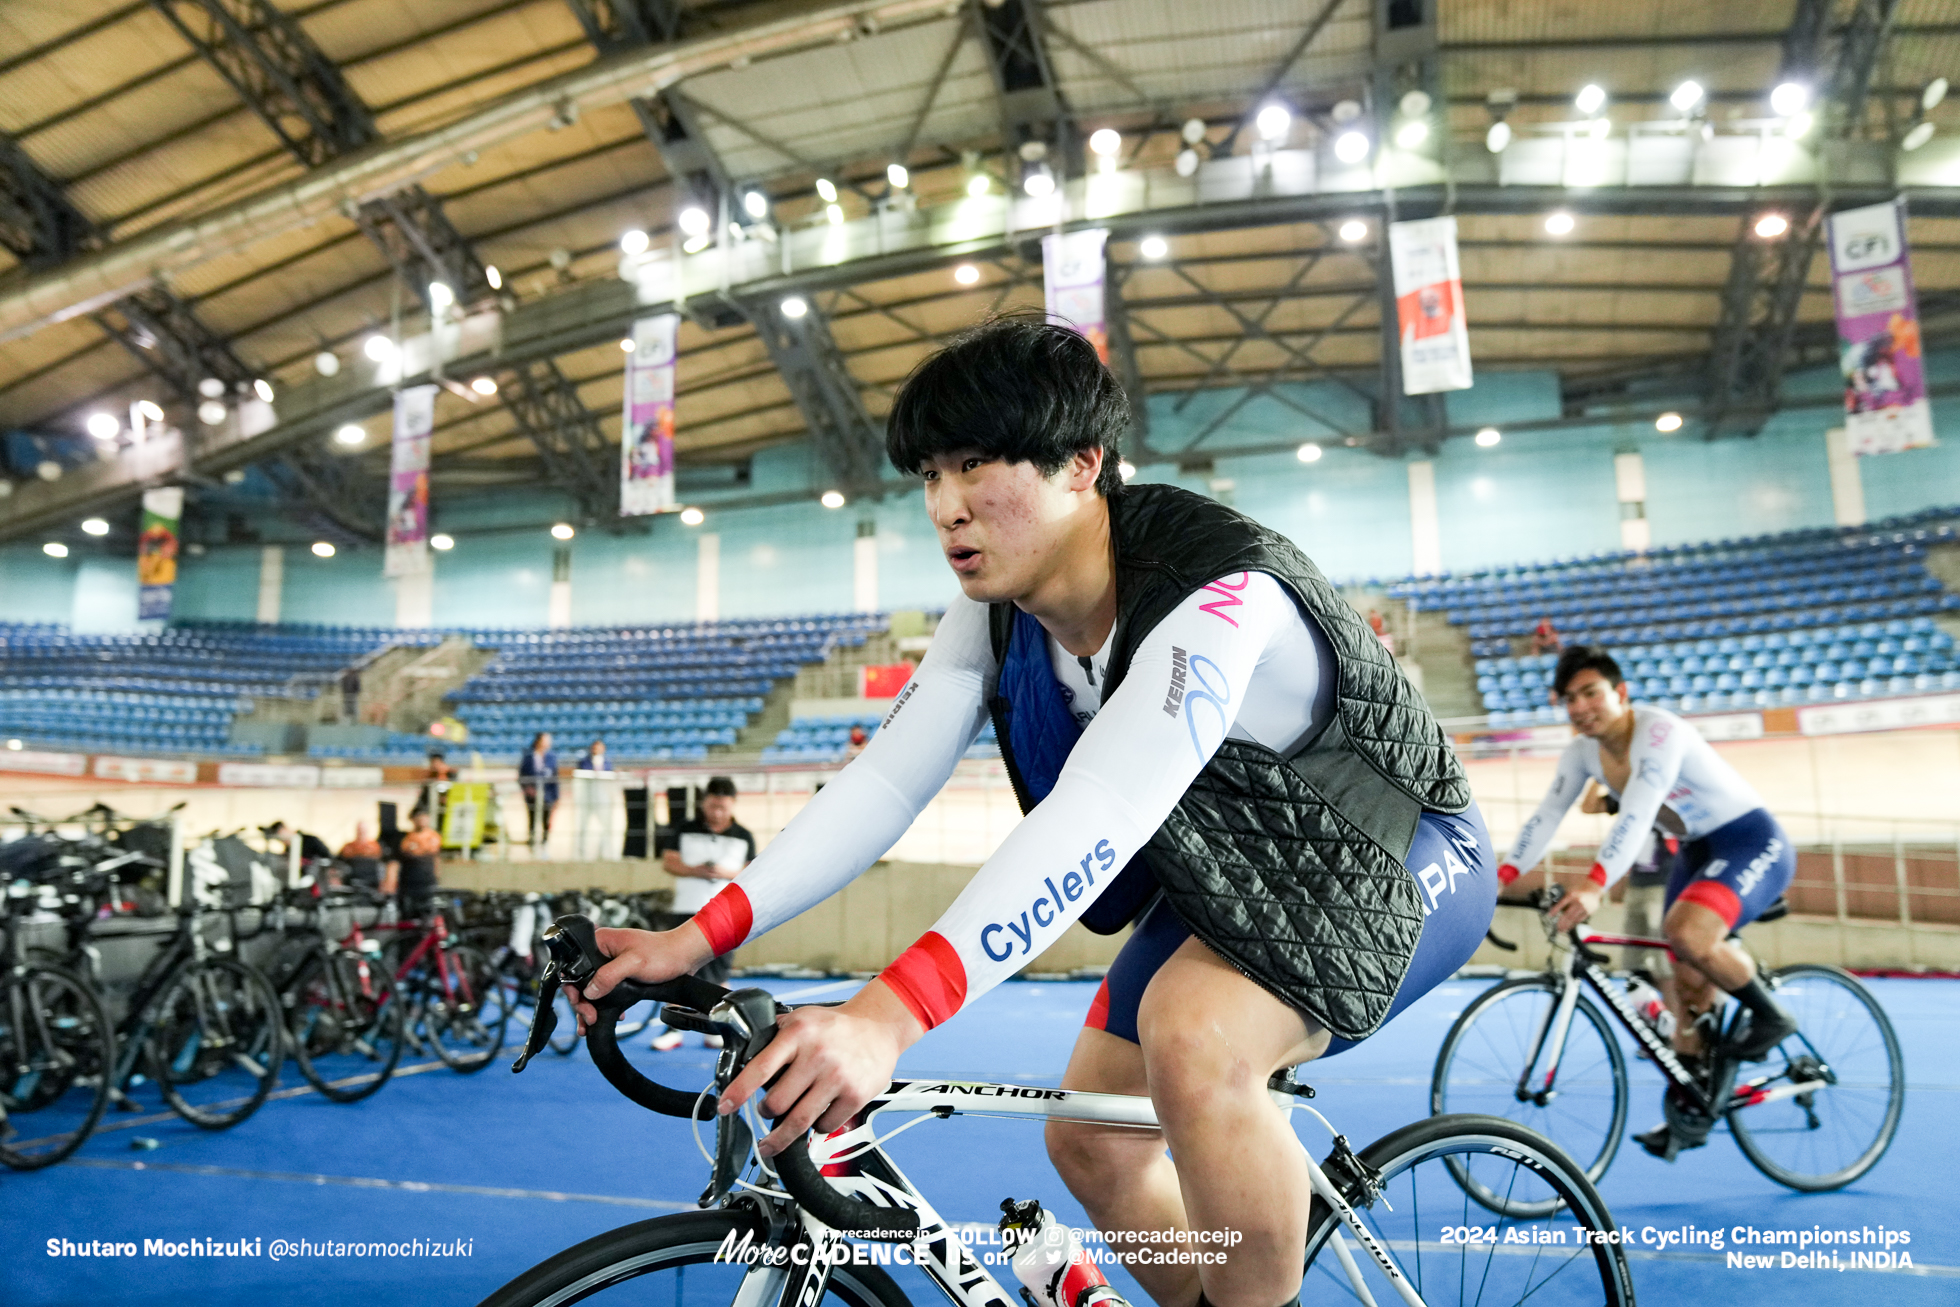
left=1518, top=972, right=1586, bottom=1106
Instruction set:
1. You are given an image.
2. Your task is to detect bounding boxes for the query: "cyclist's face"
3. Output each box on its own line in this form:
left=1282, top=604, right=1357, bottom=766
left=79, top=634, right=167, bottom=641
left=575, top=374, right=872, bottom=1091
left=921, top=447, right=1102, bottom=603
left=1560, top=669, right=1627, bottom=736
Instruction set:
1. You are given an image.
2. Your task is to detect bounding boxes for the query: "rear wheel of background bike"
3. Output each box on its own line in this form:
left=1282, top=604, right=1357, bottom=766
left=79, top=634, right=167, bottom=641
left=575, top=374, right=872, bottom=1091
left=1302, top=1114, right=1634, bottom=1307
left=0, top=964, right=116, bottom=1170
left=549, top=985, right=581, bottom=1055
left=479, top=1208, right=914, bottom=1307
left=148, top=956, right=286, bottom=1130
left=1728, top=963, right=1904, bottom=1191
left=427, top=944, right=509, bottom=1073
left=1430, top=976, right=1628, bottom=1216
left=288, top=949, right=405, bottom=1103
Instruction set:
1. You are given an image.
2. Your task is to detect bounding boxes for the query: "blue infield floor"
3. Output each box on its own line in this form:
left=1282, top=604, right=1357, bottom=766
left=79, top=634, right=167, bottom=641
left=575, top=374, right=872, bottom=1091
left=3, top=973, right=1952, bottom=1306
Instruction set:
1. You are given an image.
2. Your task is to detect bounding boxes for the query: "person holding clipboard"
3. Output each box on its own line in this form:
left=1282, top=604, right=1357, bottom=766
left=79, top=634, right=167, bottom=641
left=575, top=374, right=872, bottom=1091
left=648, top=776, right=755, bottom=1050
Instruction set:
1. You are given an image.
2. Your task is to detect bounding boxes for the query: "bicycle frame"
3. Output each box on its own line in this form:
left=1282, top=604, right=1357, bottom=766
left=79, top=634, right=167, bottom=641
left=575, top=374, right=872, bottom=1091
left=359, top=909, right=478, bottom=1009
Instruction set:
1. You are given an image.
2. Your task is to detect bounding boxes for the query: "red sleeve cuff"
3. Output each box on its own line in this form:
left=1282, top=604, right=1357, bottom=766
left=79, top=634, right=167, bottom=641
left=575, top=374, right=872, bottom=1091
left=692, top=884, right=753, bottom=956
left=878, top=932, right=968, bottom=1032
left=1587, top=862, right=1609, bottom=887
left=1496, top=863, right=1520, bottom=887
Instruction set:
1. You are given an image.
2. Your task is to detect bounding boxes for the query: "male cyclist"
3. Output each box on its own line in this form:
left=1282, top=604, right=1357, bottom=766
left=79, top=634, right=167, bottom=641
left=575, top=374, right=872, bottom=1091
left=1499, top=645, right=1797, bottom=1157
left=570, top=318, right=1496, bottom=1307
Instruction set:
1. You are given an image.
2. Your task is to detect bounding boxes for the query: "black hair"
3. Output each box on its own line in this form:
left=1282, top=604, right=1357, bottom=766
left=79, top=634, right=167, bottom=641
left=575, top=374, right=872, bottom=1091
left=703, top=776, right=737, bottom=798
left=1552, top=645, right=1625, bottom=697
left=886, top=314, right=1128, bottom=496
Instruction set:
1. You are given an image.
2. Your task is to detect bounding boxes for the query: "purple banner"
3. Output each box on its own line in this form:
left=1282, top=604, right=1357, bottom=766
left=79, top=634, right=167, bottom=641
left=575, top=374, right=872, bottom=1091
left=1828, top=199, right=1935, bottom=455
left=620, top=313, right=679, bottom=516
left=1042, top=228, right=1108, bottom=362
left=385, top=384, right=436, bottom=577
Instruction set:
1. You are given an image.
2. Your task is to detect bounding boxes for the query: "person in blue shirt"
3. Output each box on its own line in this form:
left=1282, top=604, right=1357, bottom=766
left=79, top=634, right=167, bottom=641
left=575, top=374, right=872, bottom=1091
left=517, top=732, right=559, bottom=844
left=577, top=739, right=612, bottom=771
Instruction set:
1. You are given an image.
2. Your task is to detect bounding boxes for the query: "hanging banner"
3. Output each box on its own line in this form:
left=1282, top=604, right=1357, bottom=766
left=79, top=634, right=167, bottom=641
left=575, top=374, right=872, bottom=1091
left=136, top=486, right=183, bottom=620
left=1828, top=198, right=1935, bottom=455
left=1042, top=227, right=1109, bottom=362
left=620, top=313, right=680, bottom=517
left=1388, top=215, right=1473, bottom=395
left=385, top=384, right=437, bottom=577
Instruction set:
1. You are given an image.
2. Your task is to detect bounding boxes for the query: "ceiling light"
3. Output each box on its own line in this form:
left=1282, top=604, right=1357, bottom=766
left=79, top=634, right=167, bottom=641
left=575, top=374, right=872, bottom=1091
left=314, top=350, right=340, bottom=376
left=1902, top=121, right=1936, bottom=151
left=886, top=163, right=909, bottom=189
left=620, top=337, right=636, bottom=352
left=1118, top=460, right=1136, bottom=480
left=197, top=400, right=228, bottom=425
left=43, top=542, right=68, bottom=558
left=1589, top=116, right=1611, bottom=139
left=678, top=206, right=711, bottom=238
left=485, top=265, right=502, bottom=290
left=781, top=296, right=808, bottom=319
left=1394, top=119, right=1429, bottom=149
left=816, top=178, right=838, bottom=203
left=5, top=739, right=19, bottom=750
left=954, top=263, right=980, bottom=285
left=1338, top=219, right=1368, bottom=243
left=1399, top=90, right=1432, bottom=117
left=820, top=490, right=845, bottom=509
left=1926, top=78, right=1950, bottom=112
left=551, top=523, right=575, bottom=541
left=742, top=191, right=768, bottom=220
left=825, top=203, right=844, bottom=225
left=1296, top=443, right=1323, bottom=463
left=682, top=234, right=711, bottom=254
left=1255, top=104, right=1291, bottom=142
left=1182, top=117, right=1207, bottom=144
left=1754, top=212, right=1790, bottom=239
left=1786, top=110, right=1815, bottom=138
left=1333, top=130, right=1371, bottom=164
left=1023, top=164, right=1055, bottom=198
left=333, top=423, right=366, bottom=446
left=137, top=400, right=165, bottom=422
left=253, top=378, right=275, bottom=403
left=81, top=518, right=109, bottom=536
left=85, top=412, right=118, bottom=440
left=1089, top=128, right=1121, bottom=157
left=1770, top=82, right=1809, bottom=116
left=428, top=281, right=454, bottom=310
left=222, top=468, right=245, bottom=484
left=1475, top=427, right=1502, bottom=447
left=1656, top=411, right=1684, bottom=433
left=1174, top=148, right=1200, bottom=177
left=311, top=541, right=335, bottom=558
left=1575, top=84, right=1608, bottom=116
left=36, top=460, right=62, bottom=481
left=470, top=375, right=498, bottom=396
left=1139, top=234, right=1168, bottom=260
left=966, top=172, right=990, bottom=197
left=680, top=506, right=705, bottom=526
left=1670, top=80, right=1705, bottom=112
left=1486, top=121, right=1512, bottom=153
left=364, top=335, right=397, bottom=362
left=620, top=229, right=650, bottom=255
left=198, top=377, right=226, bottom=398
left=430, top=533, right=455, bottom=551
left=1544, top=210, right=1576, bottom=236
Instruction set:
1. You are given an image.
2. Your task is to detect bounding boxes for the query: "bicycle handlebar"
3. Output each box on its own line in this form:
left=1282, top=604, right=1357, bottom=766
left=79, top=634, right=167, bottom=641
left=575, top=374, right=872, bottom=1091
left=517, top=914, right=920, bottom=1241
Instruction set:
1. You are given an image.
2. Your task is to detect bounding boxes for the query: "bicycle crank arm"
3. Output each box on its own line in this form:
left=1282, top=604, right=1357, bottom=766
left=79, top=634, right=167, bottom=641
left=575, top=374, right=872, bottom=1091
left=1730, top=1079, right=1830, bottom=1109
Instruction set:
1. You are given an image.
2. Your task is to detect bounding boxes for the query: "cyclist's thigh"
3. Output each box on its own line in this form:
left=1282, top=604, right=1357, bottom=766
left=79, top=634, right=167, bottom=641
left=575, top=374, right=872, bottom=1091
left=1081, top=895, right=1188, bottom=1045
left=1137, top=934, right=1327, bottom=1075
left=1664, top=808, right=1794, bottom=930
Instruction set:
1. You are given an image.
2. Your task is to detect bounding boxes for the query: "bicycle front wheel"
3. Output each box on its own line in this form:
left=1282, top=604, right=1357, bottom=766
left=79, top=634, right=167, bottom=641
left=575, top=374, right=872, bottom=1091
left=478, top=1207, right=914, bottom=1307
left=148, top=956, right=286, bottom=1130
left=427, top=944, right=510, bottom=1074
left=1431, top=977, right=1628, bottom=1216
left=1728, top=963, right=1904, bottom=1191
left=288, top=949, right=405, bottom=1103
left=0, top=964, right=116, bottom=1170
left=1302, top=1115, right=1634, bottom=1307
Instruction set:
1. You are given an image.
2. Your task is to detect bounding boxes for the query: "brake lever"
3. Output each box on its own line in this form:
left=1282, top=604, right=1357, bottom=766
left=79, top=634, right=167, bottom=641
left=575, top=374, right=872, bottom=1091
left=511, top=949, right=563, bottom=1073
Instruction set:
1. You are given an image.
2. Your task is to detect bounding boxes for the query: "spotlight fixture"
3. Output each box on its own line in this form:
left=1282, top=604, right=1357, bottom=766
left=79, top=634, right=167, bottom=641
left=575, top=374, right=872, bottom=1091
left=253, top=379, right=275, bottom=404
left=966, top=172, right=990, bottom=197
left=1575, top=84, right=1608, bottom=116
left=1670, top=80, right=1705, bottom=112
left=470, top=376, right=499, bottom=396
left=620, top=338, right=636, bottom=352
left=85, top=412, right=119, bottom=440
left=197, top=400, right=228, bottom=425
left=1754, top=212, right=1790, bottom=239
left=682, top=234, right=712, bottom=254
left=1255, top=104, right=1291, bottom=142
left=1589, top=117, right=1611, bottom=139
left=37, top=460, right=62, bottom=481
left=1138, top=234, right=1169, bottom=260
left=1486, top=121, right=1512, bottom=153
left=1394, top=119, right=1429, bottom=149
left=314, top=350, right=341, bottom=377
left=820, top=490, right=846, bottom=509
left=1296, top=443, right=1323, bottom=463
left=825, top=203, right=844, bottom=225
left=1023, top=163, right=1055, bottom=197
left=815, top=178, right=838, bottom=204
left=430, top=533, right=455, bottom=551
left=364, top=335, right=397, bottom=363
left=43, top=542, right=69, bottom=558
left=1338, top=219, right=1368, bottom=243
left=1333, top=130, right=1371, bottom=164
left=1475, top=427, right=1502, bottom=447
left=1655, top=411, right=1684, bottom=433
left=680, top=507, right=705, bottom=526
left=485, top=265, right=503, bottom=290
left=81, top=518, right=110, bottom=536
left=1544, top=210, right=1576, bottom=236
left=1786, top=110, right=1815, bottom=138
left=1118, top=460, right=1137, bottom=480
left=1902, top=121, right=1936, bottom=151
left=1174, top=148, right=1200, bottom=177
left=677, top=206, right=711, bottom=237
left=428, top=281, right=455, bottom=311
left=311, top=541, right=336, bottom=558
left=333, top=423, right=366, bottom=446
left=1088, top=128, right=1121, bottom=157
left=1925, top=78, right=1950, bottom=112
left=551, top=523, right=575, bottom=541
left=137, top=400, right=165, bottom=422
left=742, top=191, right=769, bottom=220
left=1770, top=82, right=1809, bottom=116
left=1181, top=117, right=1207, bottom=145
left=886, top=163, right=909, bottom=189
left=781, top=296, right=809, bottom=319
left=620, top=229, right=650, bottom=255
left=198, top=377, right=226, bottom=399
left=954, top=263, right=980, bottom=285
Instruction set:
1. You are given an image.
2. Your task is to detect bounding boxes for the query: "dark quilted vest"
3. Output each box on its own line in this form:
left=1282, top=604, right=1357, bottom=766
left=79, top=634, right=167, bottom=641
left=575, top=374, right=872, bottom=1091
left=987, top=482, right=1471, bottom=1041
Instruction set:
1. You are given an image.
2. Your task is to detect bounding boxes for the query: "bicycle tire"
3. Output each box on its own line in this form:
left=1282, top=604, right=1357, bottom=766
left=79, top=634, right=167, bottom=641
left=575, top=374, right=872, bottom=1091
left=427, top=944, right=509, bottom=1074
left=148, top=955, right=286, bottom=1130
left=1728, top=963, right=1904, bottom=1191
left=0, top=964, right=116, bottom=1171
left=1431, top=976, right=1628, bottom=1216
left=288, top=949, right=405, bottom=1104
left=478, top=1207, right=914, bottom=1307
left=1302, top=1114, right=1634, bottom=1307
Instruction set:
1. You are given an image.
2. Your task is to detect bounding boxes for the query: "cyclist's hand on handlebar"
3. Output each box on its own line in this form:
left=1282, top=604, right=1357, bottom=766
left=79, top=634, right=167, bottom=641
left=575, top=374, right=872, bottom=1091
left=719, top=981, right=924, bottom=1158
left=1547, top=882, right=1603, bottom=933
left=563, top=923, right=713, bottom=1032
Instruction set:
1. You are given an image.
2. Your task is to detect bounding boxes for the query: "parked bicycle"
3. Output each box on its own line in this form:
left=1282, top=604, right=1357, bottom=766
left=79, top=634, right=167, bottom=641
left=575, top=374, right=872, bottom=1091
left=265, top=877, right=405, bottom=1103
left=369, top=893, right=509, bottom=1073
left=1431, top=887, right=1903, bottom=1215
left=479, top=916, right=1636, bottom=1307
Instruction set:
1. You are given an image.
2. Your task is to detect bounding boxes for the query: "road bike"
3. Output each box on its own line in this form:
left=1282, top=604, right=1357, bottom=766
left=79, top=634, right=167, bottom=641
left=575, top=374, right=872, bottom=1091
left=0, top=865, right=116, bottom=1169
left=1431, top=888, right=1903, bottom=1215
left=478, top=916, right=1636, bottom=1307
left=265, top=880, right=405, bottom=1103
left=368, top=894, right=510, bottom=1072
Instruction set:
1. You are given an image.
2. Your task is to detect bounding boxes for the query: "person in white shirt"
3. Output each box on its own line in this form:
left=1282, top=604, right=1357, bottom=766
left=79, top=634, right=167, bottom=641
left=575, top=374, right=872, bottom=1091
left=647, top=776, right=754, bottom=1051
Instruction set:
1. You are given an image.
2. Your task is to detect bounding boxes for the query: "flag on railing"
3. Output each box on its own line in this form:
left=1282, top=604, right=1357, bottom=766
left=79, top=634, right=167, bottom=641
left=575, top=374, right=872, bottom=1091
left=621, top=313, right=680, bottom=516
left=136, top=486, right=182, bottom=620
left=1388, top=216, right=1474, bottom=394
left=384, top=384, right=437, bottom=577
left=1828, top=199, right=1935, bottom=455
left=1043, top=227, right=1110, bottom=362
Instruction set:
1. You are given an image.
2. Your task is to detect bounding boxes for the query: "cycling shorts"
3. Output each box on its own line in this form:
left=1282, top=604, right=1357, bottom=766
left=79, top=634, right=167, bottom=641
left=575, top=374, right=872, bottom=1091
left=1663, top=806, right=1794, bottom=930
left=1085, top=806, right=1497, bottom=1056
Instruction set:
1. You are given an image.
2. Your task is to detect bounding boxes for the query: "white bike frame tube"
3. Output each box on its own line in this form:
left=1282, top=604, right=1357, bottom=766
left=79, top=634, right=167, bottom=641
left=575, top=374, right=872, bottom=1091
left=1532, top=953, right=1586, bottom=1096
